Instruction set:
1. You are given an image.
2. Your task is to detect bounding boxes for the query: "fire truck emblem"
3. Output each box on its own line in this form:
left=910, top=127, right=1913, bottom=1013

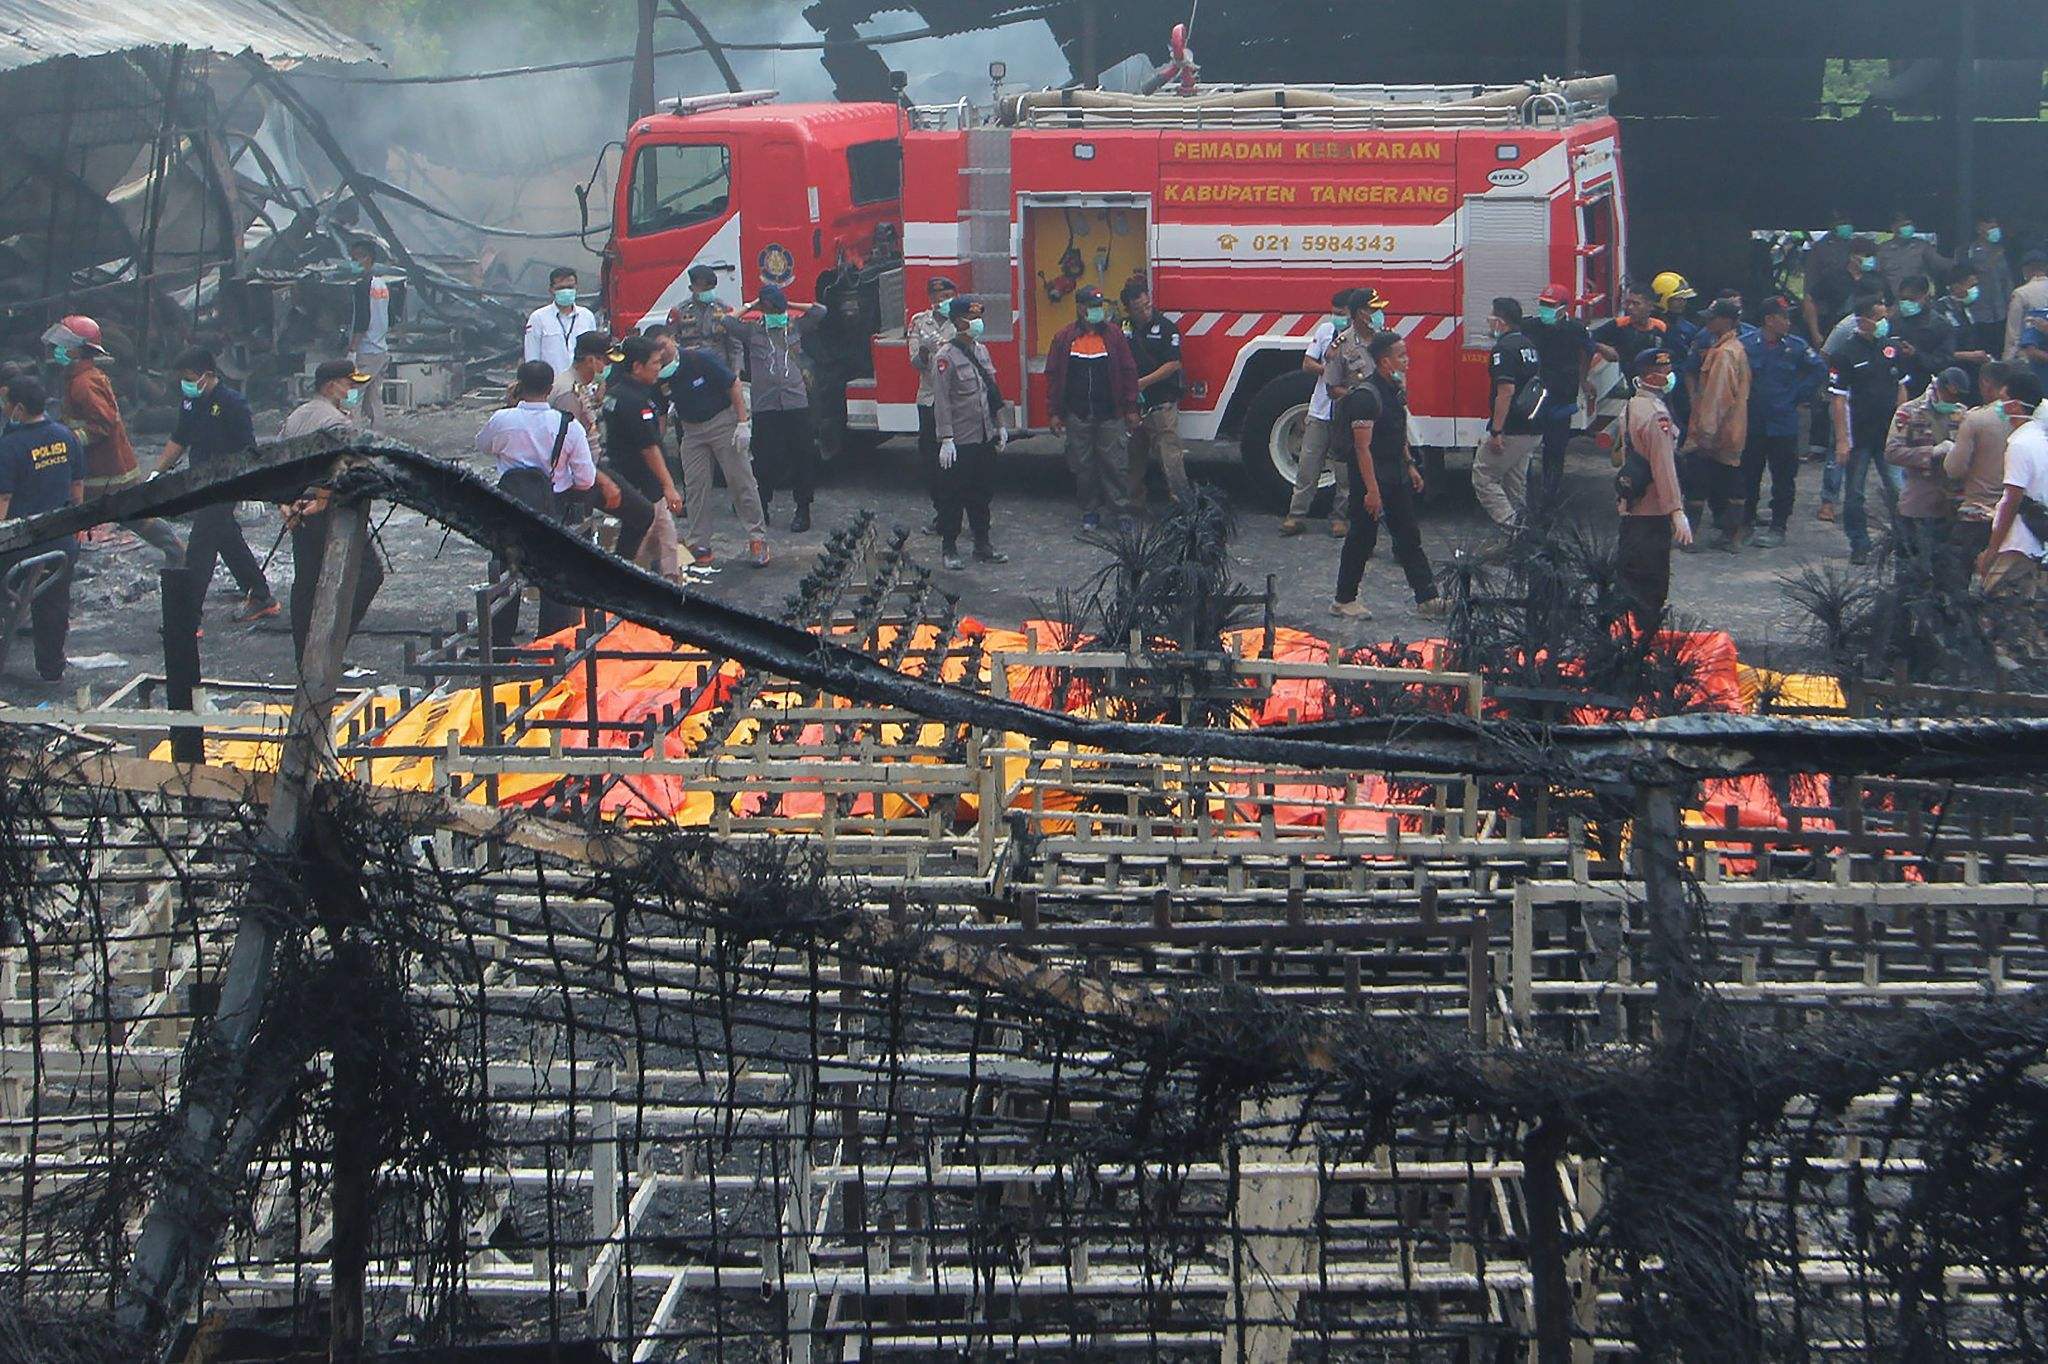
left=757, top=244, right=796, bottom=287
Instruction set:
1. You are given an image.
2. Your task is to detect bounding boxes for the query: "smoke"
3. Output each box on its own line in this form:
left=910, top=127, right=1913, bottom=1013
left=273, top=5, right=1078, bottom=299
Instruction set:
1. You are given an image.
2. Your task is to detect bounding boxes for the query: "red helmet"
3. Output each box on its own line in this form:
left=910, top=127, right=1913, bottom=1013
left=42, top=315, right=104, bottom=355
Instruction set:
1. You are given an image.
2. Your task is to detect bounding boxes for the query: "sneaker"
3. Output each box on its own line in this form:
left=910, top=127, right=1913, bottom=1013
left=1817, top=502, right=1836, bottom=523
left=234, top=596, right=280, bottom=623
left=748, top=538, right=771, bottom=567
left=1752, top=527, right=1785, bottom=549
left=1416, top=597, right=1450, bottom=620
left=1278, top=517, right=1306, bottom=537
left=1849, top=546, right=1870, bottom=565
left=1329, top=599, right=1372, bottom=620
left=973, top=543, right=1009, bottom=564
left=942, top=546, right=966, bottom=570
left=1329, top=519, right=1349, bottom=538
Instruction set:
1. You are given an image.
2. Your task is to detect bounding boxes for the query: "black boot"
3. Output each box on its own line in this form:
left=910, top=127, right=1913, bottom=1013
left=973, top=538, right=1008, bottom=564
left=789, top=502, right=812, bottom=533
left=942, top=539, right=965, bottom=570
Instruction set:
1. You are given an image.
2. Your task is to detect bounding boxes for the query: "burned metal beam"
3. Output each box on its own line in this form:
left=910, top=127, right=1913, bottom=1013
left=5, top=435, right=2048, bottom=787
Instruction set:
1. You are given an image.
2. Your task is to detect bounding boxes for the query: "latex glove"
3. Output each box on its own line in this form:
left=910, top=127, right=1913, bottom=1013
left=995, top=426, right=1009, bottom=451
left=734, top=419, right=751, bottom=457
left=1672, top=509, right=1694, bottom=547
left=939, top=437, right=958, bottom=469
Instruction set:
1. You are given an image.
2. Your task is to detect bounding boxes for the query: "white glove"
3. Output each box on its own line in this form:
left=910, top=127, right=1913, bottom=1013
left=1672, top=509, right=1694, bottom=547
left=734, top=420, right=752, bottom=457
left=939, top=438, right=958, bottom=469
left=995, top=427, right=1009, bottom=451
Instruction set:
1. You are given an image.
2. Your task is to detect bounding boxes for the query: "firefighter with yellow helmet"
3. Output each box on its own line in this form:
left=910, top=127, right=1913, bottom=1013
left=1649, top=272, right=1701, bottom=428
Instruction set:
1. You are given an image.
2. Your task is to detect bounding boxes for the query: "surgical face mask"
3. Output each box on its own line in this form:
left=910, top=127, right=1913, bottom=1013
left=1872, top=318, right=1891, bottom=339
left=1652, top=371, right=1676, bottom=394
left=1859, top=256, right=1877, bottom=272
left=1898, top=298, right=1924, bottom=318
left=349, top=260, right=367, bottom=276
left=1964, top=285, right=1982, bottom=306
left=1834, top=223, right=1853, bottom=239
left=763, top=312, right=790, bottom=330
left=1897, top=223, right=1916, bottom=239
left=693, top=289, right=718, bottom=304
left=1987, top=227, right=2003, bottom=244
left=554, top=287, right=578, bottom=307
left=343, top=387, right=363, bottom=409
left=1537, top=304, right=1561, bottom=324
left=1932, top=398, right=1961, bottom=414
left=1330, top=311, right=1349, bottom=329
left=1085, top=306, right=1107, bottom=325
left=967, top=318, right=985, bottom=340
left=1369, top=309, right=1387, bottom=330
left=179, top=379, right=204, bottom=400
left=658, top=359, right=680, bottom=380
left=51, top=345, right=70, bottom=366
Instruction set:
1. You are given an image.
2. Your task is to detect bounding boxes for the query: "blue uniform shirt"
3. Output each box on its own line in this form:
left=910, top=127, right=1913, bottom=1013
left=1748, top=333, right=1830, bottom=437
left=171, top=382, right=256, bottom=463
left=0, top=418, right=84, bottom=519
left=666, top=348, right=739, bottom=425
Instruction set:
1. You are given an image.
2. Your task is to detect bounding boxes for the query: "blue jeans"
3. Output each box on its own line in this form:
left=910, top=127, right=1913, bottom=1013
left=1840, top=440, right=1904, bottom=553
left=1821, top=456, right=1843, bottom=507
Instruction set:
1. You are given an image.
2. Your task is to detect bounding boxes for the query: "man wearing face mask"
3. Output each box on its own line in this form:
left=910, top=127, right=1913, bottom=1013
left=931, top=298, right=1011, bottom=569
left=556, top=333, right=679, bottom=579
left=44, top=315, right=183, bottom=560
left=150, top=348, right=278, bottom=624
left=1046, top=285, right=1141, bottom=534
left=603, top=336, right=686, bottom=524
left=1522, top=283, right=1597, bottom=519
left=668, top=333, right=767, bottom=568
left=346, top=240, right=393, bottom=429
left=1303, top=286, right=1388, bottom=538
left=909, top=275, right=959, bottom=533
left=1825, top=297, right=1907, bottom=565
left=1330, top=333, right=1444, bottom=621
left=1616, top=348, right=1691, bottom=632
left=670, top=264, right=745, bottom=373
left=1936, top=267, right=1993, bottom=395
left=1679, top=299, right=1752, bottom=552
left=1965, top=213, right=2014, bottom=352
left=1890, top=275, right=1956, bottom=400
left=1475, top=297, right=1541, bottom=529
left=724, top=284, right=827, bottom=532
left=1802, top=214, right=1858, bottom=326
left=1121, top=280, right=1188, bottom=511
left=1876, top=210, right=1952, bottom=298
left=0, top=376, right=84, bottom=681
left=523, top=267, right=598, bottom=379
left=1885, top=365, right=1971, bottom=582
left=1742, top=298, right=1829, bottom=547
left=277, top=360, right=383, bottom=656
left=479, top=360, right=597, bottom=645
left=1280, top=289, right=1356, bottom=536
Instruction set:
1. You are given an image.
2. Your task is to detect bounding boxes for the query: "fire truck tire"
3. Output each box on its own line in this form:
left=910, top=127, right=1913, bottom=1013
left=1237, top=371, right=1323, bottom=512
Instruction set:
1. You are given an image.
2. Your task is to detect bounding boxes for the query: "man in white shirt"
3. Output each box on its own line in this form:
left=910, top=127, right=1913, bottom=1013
left=347, top=239, right=393, bottom=429
left=1979, top=390, right=2048, bottom=600
left=1280, top=288, right=1354, bottom=534
left=523, top=266, right=598, bottom=378
left=476, top=359, right=596, bottom=645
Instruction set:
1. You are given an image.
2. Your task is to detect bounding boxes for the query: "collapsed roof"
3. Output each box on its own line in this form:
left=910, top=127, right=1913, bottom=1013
left=0, top=0, right=375, bottom=72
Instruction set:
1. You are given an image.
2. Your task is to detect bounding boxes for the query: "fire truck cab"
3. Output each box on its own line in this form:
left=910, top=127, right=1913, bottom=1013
left=605, top=78, right=1626, bottom=507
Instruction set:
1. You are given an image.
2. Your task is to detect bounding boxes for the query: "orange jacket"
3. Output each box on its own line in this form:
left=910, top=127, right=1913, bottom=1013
left=63, top=360, right=137, bottom=482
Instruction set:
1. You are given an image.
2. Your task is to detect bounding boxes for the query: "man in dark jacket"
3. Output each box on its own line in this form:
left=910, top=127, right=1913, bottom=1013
left=1743, top=297, right=1830, bottom=545
left=1046, top=285, right=1140, bottom=533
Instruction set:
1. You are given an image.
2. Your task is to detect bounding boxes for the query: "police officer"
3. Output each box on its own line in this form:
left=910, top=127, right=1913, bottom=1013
left=1743, top=298, right=1829, bottom=546
left=1303, top=287, right=1386, bottom=538
left=149, top=347, right=279, bottom=625
left=931, top=299, right=1010, bottom=570
left=1825, top=297, right=1907, bottom=565
left=1122, top=279, right=1188, bottom=510
left=667, top=264, right=744, bottom=373
left=1476, top=297, right=1541, bottom=528
left=0, top=376, right=83, bottom=681
left=1884, top=364, right=1969, bottom=582
left=1876, top=210, right=1953, bottom=298
left=1890, top=274, right=1956, bottom=399
left=1330, top=332, right=1444, bottom=621
left=1616, top=348, right=1691, bottom=632
left=909, top=275, right=958, bottom=533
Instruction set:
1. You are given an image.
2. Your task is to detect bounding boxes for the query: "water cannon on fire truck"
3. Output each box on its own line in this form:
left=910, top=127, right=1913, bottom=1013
left=601, top=56, right=1627, bottom=507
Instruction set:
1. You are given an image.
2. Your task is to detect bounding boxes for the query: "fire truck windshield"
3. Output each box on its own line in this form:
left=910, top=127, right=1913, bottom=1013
left=627, top=143, right=732, bottom=237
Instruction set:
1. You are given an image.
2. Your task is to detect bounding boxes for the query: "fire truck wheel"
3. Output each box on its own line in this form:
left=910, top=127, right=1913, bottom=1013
left=1238, top=370, right=1323, bottom=512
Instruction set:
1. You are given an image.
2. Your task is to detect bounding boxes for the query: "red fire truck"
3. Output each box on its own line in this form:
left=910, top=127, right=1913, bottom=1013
left=603, top=75, right=1626, bottom=507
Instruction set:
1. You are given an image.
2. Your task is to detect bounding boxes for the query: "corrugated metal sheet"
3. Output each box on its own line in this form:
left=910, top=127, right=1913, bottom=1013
left=0, top=0, right=374, bottom=71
